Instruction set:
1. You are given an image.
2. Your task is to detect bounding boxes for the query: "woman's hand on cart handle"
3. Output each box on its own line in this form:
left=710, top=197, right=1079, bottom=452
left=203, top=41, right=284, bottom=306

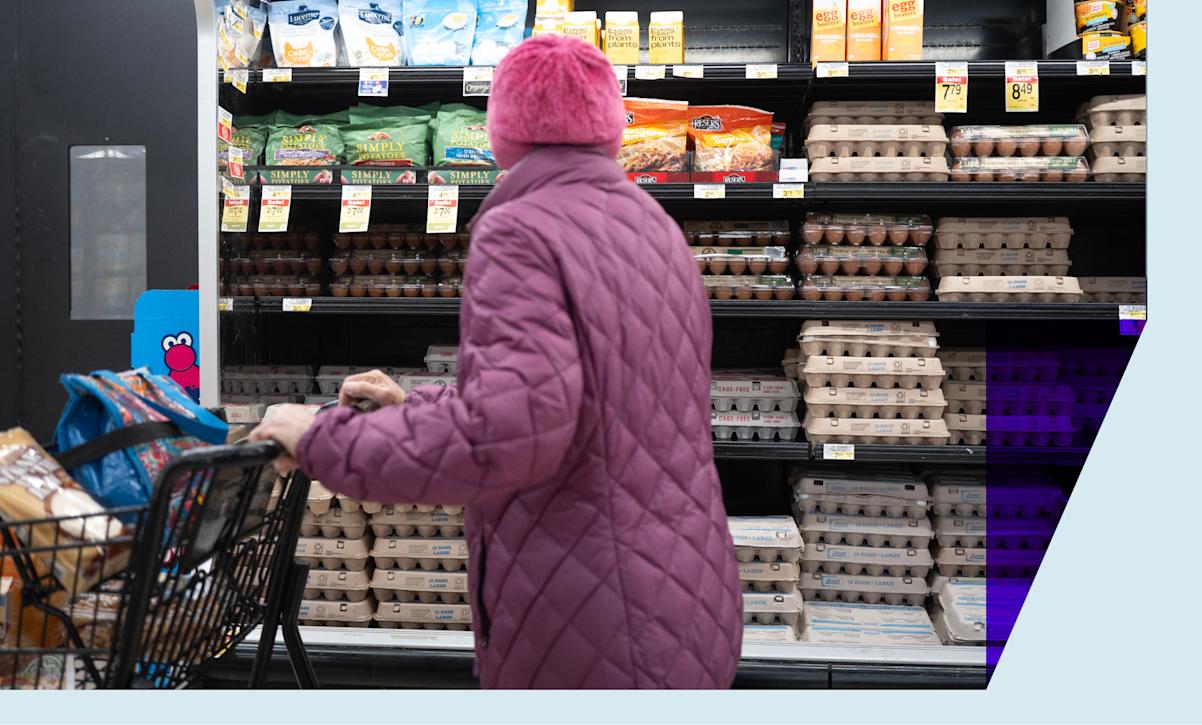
left=339, top=370, right=407, bottom=409
left=248, top=404, right=317, bottom=475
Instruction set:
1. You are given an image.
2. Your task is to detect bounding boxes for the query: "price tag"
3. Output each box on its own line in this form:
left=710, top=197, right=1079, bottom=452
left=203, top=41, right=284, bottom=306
left=227, top=146, right=244, bottom=180
left=258, top=185, right=292, bottom=233
left=1132, top=60, right=1147, bottom=76
left=779, top=158, right=809, bottom=183
left=220, top=175, right=238, bottom=197
left=672, top=65, right=704, bottom=79
left=1076, top=60, right=1111, bottom=76
left=935, top=62, right=968, bottom=114
left=263, top=68, right=292, bottom=83
left=693, top=184, right=725, bottom=200
left=463, top=66, right=494, bottom=96
left=772, top=184, right=805, bottom=199
left=232, top=0, right=248, bottom=19
left=233, top=43, right=250, bottom=66
left=746, top=63, right=778, bottom=80
left=823, top=444, right=856, bottom=461
left=613, top=65, right=628, bottom=96
left=426, top=185, right=460, bottom=234
left=230, top=13, right=245, bottom=36
left=282, top=298, right=313, bottom=313
left=358, top=67, right=389, bottom=97
left=219, top=51, right=230, bottom=74
left=218, top=298, right=234, bottom=312
left=339, top=185, right=373, bottom=233
left=1005, top=61, right=1039, bottom=113
left=816, top=62, right=849, bottom=78
left=635, top=65, right=666, bottom=80
left=1119, top=304, right=1147, bottom=336
left=221, top=185, right=250, bottom=233
left=229, top=68, right=249, bottom=94
left=218, top=106, right=233, bottom=143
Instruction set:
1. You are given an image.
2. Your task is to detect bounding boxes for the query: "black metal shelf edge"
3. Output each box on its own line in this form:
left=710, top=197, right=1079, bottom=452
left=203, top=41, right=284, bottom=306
left=811, top=443, right=1091, bottom=465
left=713, top=441, right=810, bottom=460
left=819, top=59, right=1146, bottom=80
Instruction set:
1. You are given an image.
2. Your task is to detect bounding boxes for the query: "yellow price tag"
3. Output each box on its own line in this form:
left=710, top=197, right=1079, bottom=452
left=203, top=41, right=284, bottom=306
left=935, top=62, right=968, bottom=114
left=230, top=68, right=248, bottom=94
left=1076, top=60, right=1110, bottom=76
left=339, top=185, right=373, bottom=233
left=823, top=444, right=855, bottom=461
left=1118, top=304, right=1147, bottom=321
left=1005, top=62, right=1039, bottom=113
left=218, top=106, right=233, bottom=143
left=259, top=185, right=292, bottom=233
left=816, top=62, right=849, bottom=78
left=635, top=65, right=666, bottom=80
left=282, top=298, right=313, bottom=313
left=772, top=184, right=805, bottom=199
left=263, top=68, right=292, bottom=83
left=746, top=64, right=778, bottom=80
left=218, top=298, right=234, bottom=312
left=693, top=184, right=725, bottom=199
left=221, top=190, right=250, bottom=233
left=234, top=44, right=250, bottom=66
left=672, top=65, right=705, bottom=79
left=426, top=185, right=461, bottom=234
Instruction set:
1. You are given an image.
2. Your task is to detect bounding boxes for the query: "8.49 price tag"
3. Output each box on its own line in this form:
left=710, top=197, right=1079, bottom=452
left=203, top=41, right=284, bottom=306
left=1005, top=61, right=1039, bottom=113
left=935, top=62, right=968, bottom=114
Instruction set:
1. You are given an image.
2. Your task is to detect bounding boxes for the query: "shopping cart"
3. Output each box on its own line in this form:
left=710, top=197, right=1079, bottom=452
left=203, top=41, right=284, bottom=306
left=0, top=440, right=317, bottom=689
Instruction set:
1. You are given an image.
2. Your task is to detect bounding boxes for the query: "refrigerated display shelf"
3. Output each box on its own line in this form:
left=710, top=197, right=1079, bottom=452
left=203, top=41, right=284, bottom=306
left=810, top=443, right=1091, bottom=466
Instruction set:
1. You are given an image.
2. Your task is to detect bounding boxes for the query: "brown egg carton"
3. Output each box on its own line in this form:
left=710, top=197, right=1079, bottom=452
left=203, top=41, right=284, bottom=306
left=942, top=383, right=985, bottom=414
left=330, top=275, right=462, bottom=299
left=800, top=275, right=931, bottom=302
left=805, top=124, right=949, bottom=159
left=798, top=511, right=934, bottom=549
left=374, top=601, right=472, bottom=630
left=369, top=506, right=464, bottom=538
left=1088, top=125, right=1146, bottom=158
left=738, top=561, right=801, bottom=593
left=306, top=481, right=336, bottom=514
left=232, top=251, right=323, bottom=276
left=331, top=251, right=451, bottom=277
left=701, top=275, right=797, bottom=300
left=370, top=569, right=469, bottom=604
left=728, top=516, right=804, bottom=564
left=301, top=506, right=369, bottom=539
left=742, top=590, right=804, bottom=626
left=802, top=213, right=933, bottom=247
left=303, top=568, right=372, bottom=602
left=798, top=572, right=928, bottom=606
left=691, top=246, right=790, bottom=275
left=682, top=220, right=790, bottom=246
left=801, top=543, right=932, bottom=578
left=935, top=547, right=1045, bottom=579
left=804, top=415, right=951, bottom=446
left=1078, top=276, right=1147, bottom=303
left=793, top=487, right=929, bottom=520
left=961, top=414, right=1077, bottom=447
left=805, top=101, right=943, bottom=130
left=949, top=124, right=1089, bottom=157
left=940, top=348, right=985, bottom=381
left=1078, top=93, right=1146, bottom=129
left=238, top=231, right=323, bottom=252
left=801, top=355, right=945, bottom=389
left=804, top=386, right=947, bottom=421
left=933, top=248, right=1072, bottom=277
left=232, top=276, right=322, bottom=298
left=796, top=245, right=928, bottom=277
left=295, top=536, right=373, bottom=571
left=936, top=275, right=1084, bottom=303
left=935, top=217, right=1073, bottom=251
left=933, top=515, right=1056, bottom=550
left=934, top=547, right=986, bottom=577
left=298, top=597, right=376, bottom=627
left=950, top=156, right=1090, bottom=183
left=1091, top=156, right=1146, bottom=182
left=370, top=537, right=469, bottom=571
left=333, top=228, right=471, bottom=252
left=810, top=156, right=950, bottom=182
left=951, top=383, right=1075, bottom=417
left=336, top=494, right=383, bottom=515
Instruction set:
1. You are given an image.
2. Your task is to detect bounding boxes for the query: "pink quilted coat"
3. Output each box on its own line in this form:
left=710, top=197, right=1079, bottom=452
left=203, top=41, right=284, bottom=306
left=298, top=145, right=743, bottom=689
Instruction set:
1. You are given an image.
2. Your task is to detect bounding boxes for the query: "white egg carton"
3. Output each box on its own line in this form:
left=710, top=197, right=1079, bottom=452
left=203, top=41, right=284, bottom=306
left=295, top=536, right=373, bottom=572
left=743, top=589, right=804, bottom=626
left=802, top=619, right=940, bottom=646
left=303, top=568, right=372, bottom=602
left=932, top=515, right=1056, bottom=549
left=793, top=467, right=929, bottom=501
left=306, top=481, right=336, bottom=515
left=1091, top=155, right=1146, bottom=182
left=809, top=156, right=951, bottom=183
left=806, top=101, right=943, bottom=129
left=803, top=416, right=951, bottom=445
left=370, top=537, right=469, bottom=571
left=227, top=365, right=316, bottom=395
left=398, top=372, right=456, bottom=393
left=782, top=349, right=802, bottom=380
left=729, top=516, right=804, bottom=564
left=1088, top=125, right=1146, bottom=158
left=804, top=386, right=947, bottom=420
left=738, top=561, right=801, bottom=593
left=743, top=624, right=799, bottom=642
left=336, top=494, right=383, bottom=515
left=370, top=506, right=464, bottom=538
left=711, top=410, right=801, bottom=441
left=936, top=275, right=1084, bottom=303
left=1078, top=276, right=1147, bottom=303
left=805, top=124, right=949, bottom=159
left=799, top=572, right=928, bottom=606
left=935, top=578, right=986, bottom=644
left=424, top=345, right=458, bottom=374
left=933, top=248, right=1072, bottom=277
left=298, top=597, right=376, bottom=627
left=935, top=546, right=1045, bottom=578
left=801, top=356, right=945, bottom=389
left=799, top=512, right=933, bottom=549
left=1078, top=93, right=1146, bottom=129
left=371, top=569, right=469, bottom=604
left=801, top=543, right=932, bottom=577
left=710, top=374, right=801, bottom=413
left=374, top=601, right=472, bottom=630
left=934, top=217, right=1073, bottom=251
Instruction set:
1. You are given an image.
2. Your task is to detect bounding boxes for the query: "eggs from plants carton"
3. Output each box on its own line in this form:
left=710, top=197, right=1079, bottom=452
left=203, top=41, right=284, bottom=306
left=811, top=0, right=847, bottom=65
left=883, top=0, right=924, bottom=60
left=604, top=12, right=641, bottom=65
left=648, top=11, right=684, bottom=64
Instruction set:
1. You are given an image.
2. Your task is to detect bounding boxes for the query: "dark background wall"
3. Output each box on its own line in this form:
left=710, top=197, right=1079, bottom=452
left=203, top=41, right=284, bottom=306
left=0, top=0, right=17, bottom=427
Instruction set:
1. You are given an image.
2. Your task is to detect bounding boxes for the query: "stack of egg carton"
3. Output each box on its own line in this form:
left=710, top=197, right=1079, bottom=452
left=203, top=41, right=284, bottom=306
left=802, top=601, right=941, bottom=646
left=730, top=517, right=804, bottom=642
left=1078, top=276, right=1147, bottom=303
left=933, top=217, right=1083, bottom=304
left=1060, top=347, right=1129, bottom=445
left=312, top=365, right=419, bottom=405
left=222, top=365, right=315, bottom=412
left=796, top=320, right=951, bottom=447
left=804, top=101, right=950, bottom=182
left=792, top=466, right=933, bottom=608
left=929, top=577, right=987, bottom=647
left=796, top=213, right=933, bottom=303
left=370, top=503, right=471, bottom=630
left=947, top=124, right=1091, bottom=183
left=710, top=372, right=802, bottom=443
left=1080, top=94, right=1146, bottom=182
left=295, top=482, right=376, bottom=627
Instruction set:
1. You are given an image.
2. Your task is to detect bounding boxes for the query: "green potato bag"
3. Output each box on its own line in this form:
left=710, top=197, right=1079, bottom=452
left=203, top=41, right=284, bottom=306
left=219, top=113, right=272, bottom=167
left=265, top=111, right=346, bottom=166
left=432, top=104, right=493, bottom=166
left=342, top=116, right=432, bottom=166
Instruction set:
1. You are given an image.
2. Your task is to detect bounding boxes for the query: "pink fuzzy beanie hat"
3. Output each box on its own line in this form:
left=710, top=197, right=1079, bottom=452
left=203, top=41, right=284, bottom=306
left=487, top=34, right=626, bottom=169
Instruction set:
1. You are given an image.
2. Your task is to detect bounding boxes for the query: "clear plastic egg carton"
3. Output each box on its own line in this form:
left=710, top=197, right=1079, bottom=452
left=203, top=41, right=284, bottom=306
left=933, top=248, right=1072, bottom=277
left=1088, top=125, right=1146, bottom=159
left=798, top=320, right=940, bottom=358
left=742, top=589, right=804, bottom=626
left=935, top=546, right=1045, bottom=579
left=301, top=506, right=369, bottom=539
left=950, top=156, right=1090, bottom=183
left=801, top=543, right=932, bottom=578
left=800, top=275, right=931, bottom=302
left=728, top=516, right=804, bottom=564
left=936, top=275, right=1084, bottom=303
left=371, top=537, right=469, bottom=571
left=692, top=246, right=791, bottom=275
left=798, top=512, right=934, bottom=549
left=1078, top=276, right=1147, bottom=303
left=804, top=416, right=951, bottom=446
left=801, top=213, right=933, bottom=247
left=796, top=245, right=928, bottom=277
left=934, top=578, right=986, bottom=645
left=743, top=623, right=799, bottom=642
left=805, top=124, right=949, bottom=159
left=702, top=275, right=798, bottom=301
left=805, top=101, right=944, bottom=131
left=802, top=605, right=941, bottom=646
left=336, top=494, right=383, bottom=515
left=303, top=568, right=372, bottom=602
left=711, top=410, right=801, bottom=441
left=799, top=572, right=928, bottom=606
left=935, top=217, right=1073, bottom=251
left=369, top=506, right=465, bottom=538
left=295, top=536, right=373, bottom=572
left=810, top=156, right=951, bottom=183
left=681, top=220, right=791, bottom=247
left=738, top=561, right=801, bottom=594
left=374, top=601, right=472, bottom=630
left=933, top=515, right=1056, bottom=550
left=398, top=372, right=456, bottom=393
left=424, top=345, right=458, bottom=374
left=801, top=356, right=945, bottom=390
left=949, top=124, right=1090, bottom=158
left=371, top=569, right=469, bottom=604
left=298, top=597, right=376, bottom=628
left=804, top=386, right=947, bottom=421
left=1091, top=156, right=1146, bottom=182
left=1078, top=94, right=1146, bottom=129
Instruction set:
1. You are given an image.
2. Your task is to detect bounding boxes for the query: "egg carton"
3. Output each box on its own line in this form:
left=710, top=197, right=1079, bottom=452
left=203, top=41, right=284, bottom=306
left=801, top=356, right=945, bottom=390
left=691, top=246, right=791, bottom=276
left=371, top=537, right=469, bottom=571
left=298, top=597, right=376, bottom=627
left=801, top=543, right=933, bottom=578
left=928, top=475, right=1066, bottom=518
left=805, top=124, right=949, bottom=159
left=942, top=383, right=1076, bottom=417
left=742, top=623, right=799, bottom=642
left=424, top=345, right=458, bottom=374
left=798, top=512, right=934, bottom=549
left=742, top=589, right=804, bottom=626
left=799, top=572, right=928, bottom=606
left=305, top=481, right=336, bottom=515
left=792, top=466, right=929, bottom=503
left=398, top=372, right=456, bottom=393
left=711, top=410, right=801, bottom=442
left=738, top=561, right=801, bottom=593
left=796, top=245, right=928, bottom=277
left=1088, top=125, right=1146, bottom=159
left=794, top=490, right=929, bottom=520
left=948, top=124, right=1089, bottom=158
left=301, top=507, right=369, bottom=539
left=710, top=374, right=800, bottom=413
left=295, top=536, right=372, bottom=572
left=314, top=366, right=416, bottom=395
left=1078, top=94, right=1146, bottom=129
left=303, top=568, right=372, bottom=602
left=801, top=213, right=933, bottom=247
left=800, top=320, right=938, bottom=349
left=933, top=515, right=1056, bottom=550
left=810, top=156, right=951, bottom=183
left=950, top=156, right=1090, bottom=183
left=933, top=248, right=1072, bottom=278
left=371, top=569, right=469, bottom=604
left=336, top=495, right=383, bottom=515
left=983, top=350, right=1062, bottom=382
left=936, top=275, right=1084, bottom=303
left=936, top=578, right=986, bottom=643
left=304, top=395, right=338, bottom=406
left=804, top=386, right=947, bottom=421
left=681, top=220, right=791, bottom=247
left=946, top=414, right=1077, bottom=447
left=223, top=365, right=315, bottom=395
left=803, top=416, right=951, bottom=446
left=729, top=516, right=804, bottom=564
left=370, top=506, right=465, bottom=538
left=799, top=334, right=938, bottom=360
left=1078, top=276, right=1147, bottom=303
left=935, top=546, right=1045, bottom=578
left=701, top=275, right=797, bottom=301
left=374, top=601, right=472, bottom=630
left=934, top=217, right=1074, bottom=251
left=942, top=383, right=985, bottom=413
left=799, top=275, right=932, bottom=302
left=931, top=603, right=983, bottom=646
left=802, top=603, right=941, bottom=646
left=805, top=101, right=944, bottom=130
left=1091, top=156, right=1146, bottom=182
left=380, top=502, right=466, bottom=516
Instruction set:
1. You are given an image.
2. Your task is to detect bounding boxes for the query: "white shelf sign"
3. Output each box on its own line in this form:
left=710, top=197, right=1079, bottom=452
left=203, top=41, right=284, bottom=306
left=358, top=67, right=389, bottom=97
left=426, top=185, right=460, bottom=235
left=823, top=444, right=855, bottom=461
left=693, top=184, right=725, bottom=199
left=462, top=66, right=494, bottom=96
left=258, top=185, right=292, bottom=233
left=816, top=62, right=849, bottom=78
left=339, top=185, right=373, bottom=233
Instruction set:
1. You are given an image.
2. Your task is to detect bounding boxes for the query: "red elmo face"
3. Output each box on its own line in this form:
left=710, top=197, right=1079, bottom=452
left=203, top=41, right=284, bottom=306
left=163, top=333, right=196, bottom=372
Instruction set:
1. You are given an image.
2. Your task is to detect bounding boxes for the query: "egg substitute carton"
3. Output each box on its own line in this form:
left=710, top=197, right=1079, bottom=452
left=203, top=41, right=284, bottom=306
left=803, top=416, right=952, bottom=446
left=306, top=481, right=336, bottom=515
left=800, top=275, right=932, bottom=302
left=710, top=374, right=800, bottom=414
left=742, top=589, right=804, bottom=626
left=949, top=156, right=1090, bottom=183
left=798, top=512, right=934, bottom=549
left=934, top=217, right=1074, bottom=251
left=933, top=248, right=1072, bottom=278
left=935, top=546, right=1045, bottom=578
left=369, top=506, right=465, bottom=538
left=799, top=320, right=939, bottom=355
left=303, top=568, right=372, bottom=602
left=711, top=410, right=801, bottom=441
left=805, top=101, right=944, bottom=130
left=371, top=537, right=469, bottom=571
left=742, top=624, right=799, bottom=643
left=702, top=275, right=797, bottom=301
left=796, top=245, right=928, bottom=277
left=804, top=386, right=947, bottom=421
left=936, top=275, right=1083, bottom=303
left=398, top=372, right=456, bottom=393
left=1078, top=94, right=1146, bottom=129
left=424, top=345, right=458, bottom=374
left=809, top=156, right=951, bottom=183
left=336, top=494, right=383, bottom=515
left=692, top=246, right=791, bottom=276
left=729, top=516, right=804, bottom=564
left=933, top=515, right=1056, bottom=550
left=371, top=569, right=469, bottom=604
left=801, top=543, right=933, bottom=578
left=1088, top=125, right=1146, bottom=159
left=799, top=572, right=928, bottom=606
left=295, top=536, right=372, bottom=572
left=935, top=578, right=986, bottom=644
left=1090, top=155, right=1146, bottom=182
left=801, top=213, right=933, bottom=247
left=949, top=125, right=1090, bottom=158
left=801, top=355, right=945, bottom=390
left=1078, top=276, right=1147, bottom=303
left=801, top=602, right=941, bottom=646
left=374, top=601, right=472, bottom=630
left=805, top=124, right=950, bottom=159
left=301, top=506, right=369, bottom=539
left=681, top=220, right=791, bottom=247
left=738, top=561, right=801, bottom=593
left=314, top=365, right=417, bottom=395
left=298, top=597, right=376, bottom=627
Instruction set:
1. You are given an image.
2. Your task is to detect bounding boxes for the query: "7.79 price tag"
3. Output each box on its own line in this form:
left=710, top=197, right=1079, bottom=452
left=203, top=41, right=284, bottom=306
left=1005, top=61, right=1039, bottom=113
left=935, top=62, right=968, bottom=114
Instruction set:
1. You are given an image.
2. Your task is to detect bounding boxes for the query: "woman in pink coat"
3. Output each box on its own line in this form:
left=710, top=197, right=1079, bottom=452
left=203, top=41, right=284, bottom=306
left=251, top=34, right=743, bottom=689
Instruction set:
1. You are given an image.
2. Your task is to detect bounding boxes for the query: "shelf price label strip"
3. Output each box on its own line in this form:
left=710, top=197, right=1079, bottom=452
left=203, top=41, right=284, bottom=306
left=1005, top=61, right=1039, bottom=113
left=935, top=62, right=968, bottom=114
left=258, top=185, right=292, bottom=234
left=1076, top=60, right=1111, bottom=76
left=262, top=68, right=292, bottom=83
left=339, top=185, right=373, bottom=234
left=463, top=66, right=494, bottom=97
left=816, top=62, right=849, bottom=79
left=358, top=67, right=389, bottom=97
left=282, top=298, right=313, bottom=313
left=693, top=183, right=725, bottom=200
left=635, top=65, right=666, bottom=80
left=427, top=185, right=460, bottom=235
left=823, top=444, right=855, bottom=461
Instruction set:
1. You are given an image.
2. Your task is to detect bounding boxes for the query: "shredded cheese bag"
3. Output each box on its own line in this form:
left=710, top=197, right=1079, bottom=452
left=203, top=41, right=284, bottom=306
left=618, top=98, right=689, bottom=173
left=269, top=0, right=339, bottom=68
left=339, top=0, right=405, bottom=66
left=687, top=105, right=776, bottom=172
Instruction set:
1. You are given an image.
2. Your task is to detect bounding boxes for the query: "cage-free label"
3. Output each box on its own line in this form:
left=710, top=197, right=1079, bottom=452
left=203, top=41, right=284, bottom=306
left=1076, top=60, right=1110, bottom=76
left=1005, top=62, right=1039, bottom=113
left=262, top=68, right=292, bottom=83
left=258, top=185, right=292, bottom=233
left=935, top=62, right=968, bottom=114
left=339, top=185, right=372, bottom=233
left=463, top=66, right=494, bottom=96
left=358, top=67, right=389, bottom=97
left=772, top=184, right=805, bottom=199
left=282, top=298, right=313, bottom=313
left=746, top=64, right=778, bottom=80
left=426, top=185, right=460, bottom=234
left=816, top=62, right=849, bottom=79
left=694, top=184, right=725, bottom=199
left=823, top=444, right=855, bottom=461
left=635, top=65, right=666, bottom=80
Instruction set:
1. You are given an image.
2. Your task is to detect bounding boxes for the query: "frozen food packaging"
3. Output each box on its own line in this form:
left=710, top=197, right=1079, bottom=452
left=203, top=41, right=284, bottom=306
left=798, top=511, right=934, bottom=549
left=738, top=561, right=801, bottom=593
left=802, top=601, right=940, bottom=646
left=712, top=409, right=802, bottom=442
left=403, top=0, right=476, bottom=66
left=471, top=0, right=528, bottom=66
left=948, top=125, right=1089, bottom=158
left=799, top=572, right=928, bottom=606
left=933, top=248, right=1072, bottom=277
left=806, top=101, right=943, bottom=129
left=1078, top=94, right=1146, bottom=128
left=801, top=355, right=945, bottom=389
left=1088, top=125, right=1146, bottom=158
left=374, top=600, right=471, bottom=629
left=298, top=596, right=376, bottom=627
left=949, top=156, right=1090, bottom=183
left=934, top=217, right=1073, bottom=251
left=1090, top=156, right=1146, bottom=182
left=801, top=213, right=933, bottom=247
left=1078, top=276, right=1147, bottom=303
left=796, top=246, right=928, bottom=277
left=742, top=589, right=804, bottom=626
left=711, top=375, right=800, bottom=413
left=370, top=537, right=469, bottom=571
left=371, top=568, right=469, bottom=604
left=619, top=98, right=689, bottom=173
left=806, top=125, right=949, bottom=159
left=801, top=543, right=932, bottom=577
left=800, top=275, right=931, bottom=302
left=728, top=516, right=804, bottom=564
left=809, top=156, right=950, bottom=183
left=269, top=0, right=339, bottom=68
left=294, top=536, right=372, bottom=571
left=936, top=276, right=1084, bottom=303
left=338, top=0, right=404, bottom=67
left=303, top=568, right=372, bottom=602
left=692, top=247, right=790, bottom=276
left=804, top=386, right=947, bottom=420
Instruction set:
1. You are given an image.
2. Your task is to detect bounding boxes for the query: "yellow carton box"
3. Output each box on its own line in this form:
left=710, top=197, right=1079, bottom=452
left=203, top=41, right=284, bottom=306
left=563, top=10, right=599, bottom=47
left=532, top=15, right=564, bottom=37
left=648, top=11, right=684, bottom=65
left=847, top=0, right=881, bottom=61
left=812, top=0, right=848, bottom=65
left=536, top=0, right=573, bottom=17
left=605, top=11, right=641, bottom=65
left=883, top=0, right=924, bottom=61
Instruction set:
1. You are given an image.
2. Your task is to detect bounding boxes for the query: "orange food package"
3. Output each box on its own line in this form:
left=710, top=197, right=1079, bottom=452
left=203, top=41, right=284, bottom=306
left=812, top=0, right=847, bottom=65
left=847, top=0, right=882, bottom=61
left=618, top=98, right=690, bottom=173
left=688, top=105, right=776, bottom=172
left=883, top=0, right=924, bottom=60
